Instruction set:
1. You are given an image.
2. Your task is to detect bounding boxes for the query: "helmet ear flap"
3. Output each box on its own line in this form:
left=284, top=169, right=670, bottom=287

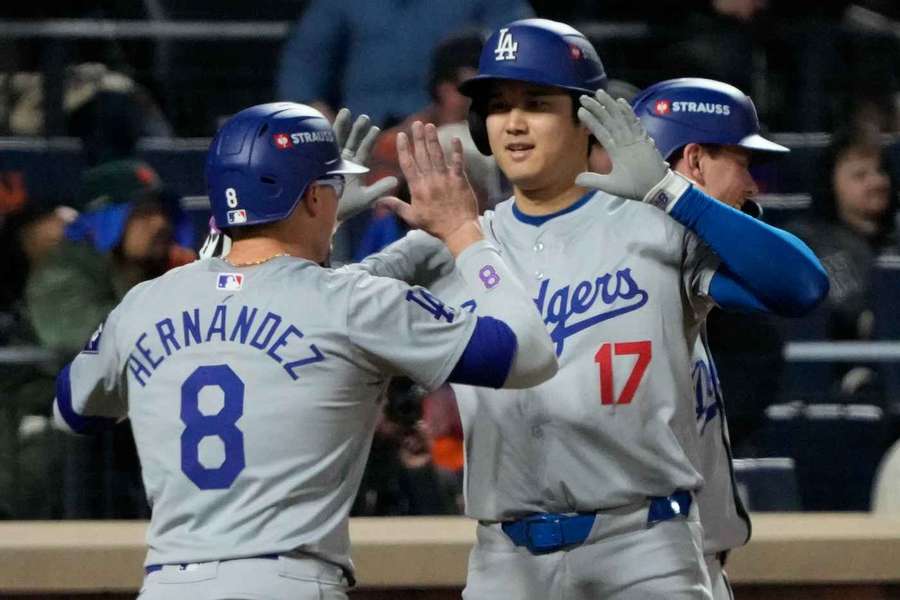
left=468, top=109, right=492, bottom=156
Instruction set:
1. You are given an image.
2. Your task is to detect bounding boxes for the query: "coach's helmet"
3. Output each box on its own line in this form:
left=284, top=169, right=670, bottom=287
left=631, top=78, right=788, bottom=162
left=459, top=19, right=607, bottom=155
left=206, top=102, right=367, bottom=228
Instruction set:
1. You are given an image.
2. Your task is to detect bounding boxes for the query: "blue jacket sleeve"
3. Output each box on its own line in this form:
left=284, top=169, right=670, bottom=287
left=275, top=0, right=344, bottom=103
left=669, top=187, right=829, bottom=317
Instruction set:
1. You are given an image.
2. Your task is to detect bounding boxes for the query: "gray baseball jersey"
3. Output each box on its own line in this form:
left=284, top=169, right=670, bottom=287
left=368, top=191, right=720, bottom=520
left=692, top=330, right=751, bottom=555
left=53, top=254, right=508, bottom=575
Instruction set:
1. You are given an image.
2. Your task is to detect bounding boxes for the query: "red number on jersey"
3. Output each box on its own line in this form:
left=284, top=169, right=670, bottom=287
left=594, top=340, right=652, bottom=405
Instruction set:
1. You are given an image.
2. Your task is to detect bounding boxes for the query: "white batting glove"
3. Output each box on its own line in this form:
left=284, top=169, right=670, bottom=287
left=575, top=90, right=690, bottom=211
left=199, top=216, right=231, bottom=259
left=332, top=108, right=399, bottom=224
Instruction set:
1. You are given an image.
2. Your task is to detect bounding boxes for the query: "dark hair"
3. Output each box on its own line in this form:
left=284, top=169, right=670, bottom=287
left=812, top=129, right=897, bottom=237
left=428, top=30, right=485, bottom=100
left=222, top=222, right=270, bottom=241
left=667, top=144, right=724, bottom=165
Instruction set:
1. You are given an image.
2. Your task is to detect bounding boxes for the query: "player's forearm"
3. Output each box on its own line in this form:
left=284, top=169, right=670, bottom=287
left=662, top=179, right=829, bottom=317
left=453, top=240, right=558, bottom=388
left=53, top=362, right=119, bottom=435
left=349, top=230, right=454, bottom=286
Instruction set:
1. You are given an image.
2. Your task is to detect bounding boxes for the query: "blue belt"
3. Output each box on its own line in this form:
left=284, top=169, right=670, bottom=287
left=501, top=490, right=692, bottom=554
left=145, top=553, right=279, bottom=574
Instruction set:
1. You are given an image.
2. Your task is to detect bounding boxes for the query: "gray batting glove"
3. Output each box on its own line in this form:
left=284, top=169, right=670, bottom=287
left=575, top=90, right=674, bottom=205
left=332, top=108, right=398, bottom=224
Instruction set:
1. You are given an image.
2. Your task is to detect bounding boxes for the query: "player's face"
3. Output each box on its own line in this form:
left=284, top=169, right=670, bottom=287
left=484, top=82, right=589, bottom=194
left=833, top=147, right=890, bottom=224
left=695, top=146, right=759, bottom=210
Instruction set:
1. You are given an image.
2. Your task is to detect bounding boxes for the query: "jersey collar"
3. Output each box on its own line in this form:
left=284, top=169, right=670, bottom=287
left=511, top=191, right=595, bottom=227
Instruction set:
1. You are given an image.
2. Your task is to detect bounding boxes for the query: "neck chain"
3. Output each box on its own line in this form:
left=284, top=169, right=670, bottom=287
left=223, top=252, right=292, bottom=267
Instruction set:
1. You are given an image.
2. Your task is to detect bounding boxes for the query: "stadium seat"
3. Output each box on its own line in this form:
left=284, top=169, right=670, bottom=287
left=759, top=403, right=890, bottom=511
left=733, top=457, right=801, bottom=511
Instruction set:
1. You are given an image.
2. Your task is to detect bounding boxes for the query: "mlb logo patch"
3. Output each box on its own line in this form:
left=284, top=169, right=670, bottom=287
left=217, top=273, right=244, bottom=291
left=227, top=209, right=247, bottom=225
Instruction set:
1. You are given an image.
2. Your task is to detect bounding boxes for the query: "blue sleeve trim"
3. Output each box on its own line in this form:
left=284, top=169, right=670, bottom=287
left=709, top=270, right=772, bottom=313
left=669, top=187, right=829, bottom=317
left=448, top=316, right=517, bottom=389
left=55, top=363, right=119, bottom=434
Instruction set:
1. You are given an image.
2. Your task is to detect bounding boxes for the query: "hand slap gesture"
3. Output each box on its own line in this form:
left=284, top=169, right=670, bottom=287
left=381, top=121, right=483, bottom=255
left=575, top=89, right=669, bottom=201
left=332, top=108, right=398, bottom=223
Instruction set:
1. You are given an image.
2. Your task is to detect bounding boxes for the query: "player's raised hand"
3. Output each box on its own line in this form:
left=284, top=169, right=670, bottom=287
left=332, top=108, right=398, bottom=224
left=381, top=121, right=482, bottom=256
left=575, top=89, right=669, bottom=202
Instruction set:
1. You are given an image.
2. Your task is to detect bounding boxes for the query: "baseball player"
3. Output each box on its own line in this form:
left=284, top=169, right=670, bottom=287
left=52, top=102, right=560, bottom=600
left=632, top=77, right=792, bottom=600
left=362, top=19, right=828, bottom=599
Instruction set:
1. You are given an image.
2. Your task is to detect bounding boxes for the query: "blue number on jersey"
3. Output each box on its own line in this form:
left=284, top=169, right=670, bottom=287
left=406, top=288, right=455, bottom=322
left=181, top=364, right=245, bottom=489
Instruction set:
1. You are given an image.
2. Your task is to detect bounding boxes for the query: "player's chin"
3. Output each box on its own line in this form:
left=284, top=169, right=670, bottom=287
left=499, top=159, right=545, bottom=188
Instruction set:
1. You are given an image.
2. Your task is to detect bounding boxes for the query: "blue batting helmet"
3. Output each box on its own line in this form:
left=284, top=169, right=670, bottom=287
left=206, top=102, right=367, bottom=228
left=459, top=19, right=607, bottom=155
left=631, top=78, right=788, bottom=161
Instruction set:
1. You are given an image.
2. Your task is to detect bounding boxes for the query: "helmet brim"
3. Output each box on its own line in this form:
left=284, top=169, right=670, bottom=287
left=325, top=157, right=369, bottom=176
left=739, top=133, right=789, bottom=154
left=459, top=73, right=598, bottom=99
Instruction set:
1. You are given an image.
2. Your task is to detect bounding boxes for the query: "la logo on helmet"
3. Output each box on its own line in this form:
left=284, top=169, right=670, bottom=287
left=494, top=28, right=518, bottom=61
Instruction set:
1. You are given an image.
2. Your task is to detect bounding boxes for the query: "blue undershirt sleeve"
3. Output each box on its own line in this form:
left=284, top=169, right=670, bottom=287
left=55, top=363, right=119, bottom=434
left=709, top=269, right=772, bottom=313
left=447, top=316, right=517, bottom=388
left=669, top=187, right=829, bottom=316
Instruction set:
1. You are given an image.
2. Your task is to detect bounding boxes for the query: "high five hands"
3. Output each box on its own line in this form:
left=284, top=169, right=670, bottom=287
left=331, top=108, right=399, bottom=224
left=575, top=89, right=673, bottom=205
left=380, top=121, right=483, bottom=256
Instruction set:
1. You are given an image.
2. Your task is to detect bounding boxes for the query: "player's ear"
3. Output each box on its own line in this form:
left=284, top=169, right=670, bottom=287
left=682, top=143, right=705, bottom=184
left=300, top=185, right=320, bottom=217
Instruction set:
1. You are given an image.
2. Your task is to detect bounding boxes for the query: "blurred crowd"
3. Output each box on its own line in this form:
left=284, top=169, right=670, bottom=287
left=1, top=0, right=900, bottom=519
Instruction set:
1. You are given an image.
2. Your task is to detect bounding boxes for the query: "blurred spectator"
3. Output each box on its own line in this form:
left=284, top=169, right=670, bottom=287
left=0, top=202, right=76, bottom=323
left=366, top=30, right=485, bottom=195
left=28, top=161, right=193, bottom=353
left=352, top=378, right=457, bottom=516
left=275, top=0, right=532, bottom=127
left=787, top=130, right=898, bottom=402
left=8, top=63, right=171, bottom=142
left=422, top=385, right=465, bottom=512
left=352, top=123, right=503, bottom=260
left=0, top=201, right=75, bottom=518
left=665, top=0, right=769, bottom=100
left=23, top=160, right=193, bottom=518
left=344, top=30, right=497, bottom=261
